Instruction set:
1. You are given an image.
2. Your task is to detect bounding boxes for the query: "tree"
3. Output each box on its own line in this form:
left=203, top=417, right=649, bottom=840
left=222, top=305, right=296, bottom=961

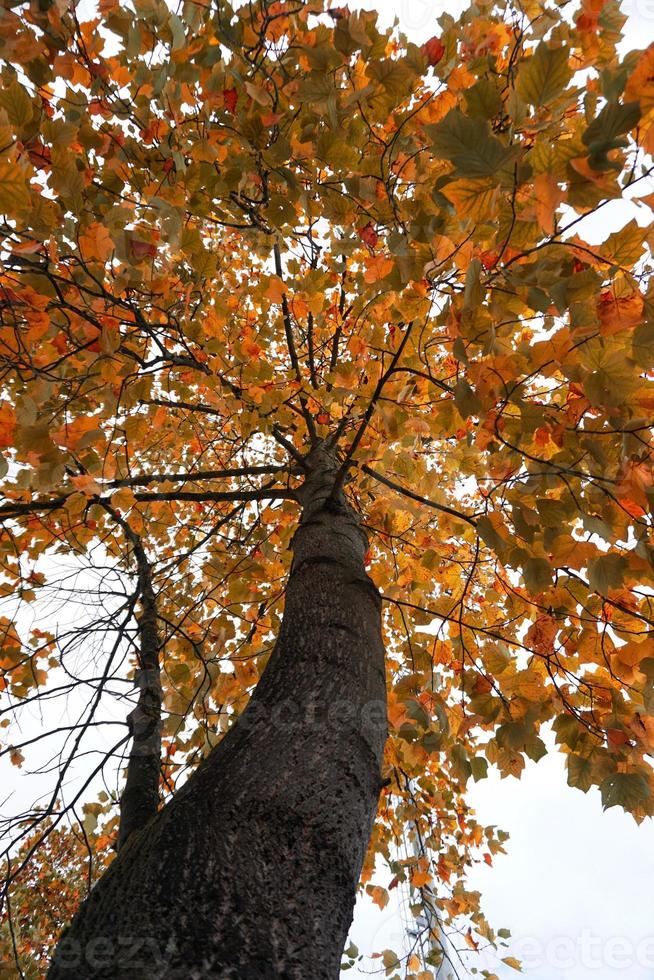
left=0, top=0, right=653, bottom=975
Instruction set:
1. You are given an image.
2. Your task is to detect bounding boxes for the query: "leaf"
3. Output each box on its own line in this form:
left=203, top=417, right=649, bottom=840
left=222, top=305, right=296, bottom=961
left=382, top=949, right=400, bottom=973
left=600, top=772, right=651, bottom=812
left=0, top=160, right=31, bottom=213
left=359, top=222, right=378, bottom=248
left=582, top=100, right=641, bottom=171
left=427, top=109, right=516, bottom=178
left=363, top=254, right=394, bottom=283
left=0, top=81, right=33, bottom=127
left=599, top=219, right=645, bottom=266
left=534, top=174, right=563, bottom=235
left=463, top=78, right=501, bottom=120
left=567, top=754, right=594, bottom=792
left=223, top=88, right=237, bottom=114
left=516, top=43, right=571, bottom=107
left=471, top=756, right=488, bottom=781
left=70, top=474, right=102, bottom=496
left=587, top=554, right=626, bottom=594
left=522, top=557, right=552, bottom=593
left=454, top=378, right=482, bottom=419
left=442, top=178, right=498, bottom=221
left=80, top=222, right=115, bottom=263
left=502, top=957, right=522, bottom=971
left=366, top=884, right=389, bottom=909
left=421, top=36, right=445, bottom=66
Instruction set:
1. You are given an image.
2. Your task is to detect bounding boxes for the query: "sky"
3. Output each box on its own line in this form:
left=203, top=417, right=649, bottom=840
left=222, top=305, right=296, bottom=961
left=341, top=1, right=654, bottom=977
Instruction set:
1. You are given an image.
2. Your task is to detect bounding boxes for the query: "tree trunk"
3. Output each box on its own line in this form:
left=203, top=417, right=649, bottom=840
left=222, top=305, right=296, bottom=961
left=48, top=449, right=387, bottom=979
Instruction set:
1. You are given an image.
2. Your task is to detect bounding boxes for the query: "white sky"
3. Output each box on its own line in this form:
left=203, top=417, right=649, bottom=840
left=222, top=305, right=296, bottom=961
left=343, top=2, right=654, bottom=977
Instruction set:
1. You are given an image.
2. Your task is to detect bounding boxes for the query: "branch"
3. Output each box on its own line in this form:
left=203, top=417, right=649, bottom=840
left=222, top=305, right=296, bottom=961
left=99, top=502, right=162, bottom=850
left=0, top=486, right=297, bottom=520
left=107, top=464, right=291, bottom=489
left=273, top=242, right=318, bottom=443
left=332, top=322, right=414, bottom=493
left=361, top=464, right=477, bottom=527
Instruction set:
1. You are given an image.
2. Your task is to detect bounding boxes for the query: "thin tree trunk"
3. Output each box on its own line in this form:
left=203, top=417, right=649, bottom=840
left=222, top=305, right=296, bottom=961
left=48, top=448, right=387, bottom=979
left=117, top=531, right=162, bottom=851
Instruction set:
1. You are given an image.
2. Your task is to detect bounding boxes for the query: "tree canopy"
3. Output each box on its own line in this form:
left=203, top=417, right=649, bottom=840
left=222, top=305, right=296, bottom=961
left=1, top=0, right=654, bottom=974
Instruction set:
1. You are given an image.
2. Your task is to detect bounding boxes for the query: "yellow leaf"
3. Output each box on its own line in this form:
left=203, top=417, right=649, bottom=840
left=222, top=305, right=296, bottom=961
left=110, top=487, right=137, bottom=513
left=0, top=159, right=31, bottom=213
left=366, top=884, right=389, bottom=909
left=0, top=81, right=33, bottom=127
left=625, top=43, right=654, bottom=115
left=442, top=178, right=498, bottom=221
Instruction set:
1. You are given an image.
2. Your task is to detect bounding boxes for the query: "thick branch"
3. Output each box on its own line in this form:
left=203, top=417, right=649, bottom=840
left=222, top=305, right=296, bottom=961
left=0, top=485, right=297, bottom=520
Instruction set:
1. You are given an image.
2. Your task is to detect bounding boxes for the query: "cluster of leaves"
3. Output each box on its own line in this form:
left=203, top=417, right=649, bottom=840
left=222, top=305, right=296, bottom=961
left=0, top=817, right=114, bottom=978
left=0, top=0, right=653, bottom=974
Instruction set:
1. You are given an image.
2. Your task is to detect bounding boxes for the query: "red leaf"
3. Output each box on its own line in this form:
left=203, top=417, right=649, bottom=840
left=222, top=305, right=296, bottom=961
left=131, top=239, right=157, bottom=260
left=421, top=36, right=445, bottom=66
left=359, top=222, right=378, bottom=249
left=479, top=249, right=498, bottom=269
left=223, top=88, right=237, bottom=115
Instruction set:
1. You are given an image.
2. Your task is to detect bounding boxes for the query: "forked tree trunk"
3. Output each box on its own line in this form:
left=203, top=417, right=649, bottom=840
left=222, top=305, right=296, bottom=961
left=48, top=450, right=387, bottom=979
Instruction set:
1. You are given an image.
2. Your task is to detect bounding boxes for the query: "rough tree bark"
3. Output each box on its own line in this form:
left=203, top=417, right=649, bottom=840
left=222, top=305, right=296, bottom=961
left=48, top=448, right=387, bottom=979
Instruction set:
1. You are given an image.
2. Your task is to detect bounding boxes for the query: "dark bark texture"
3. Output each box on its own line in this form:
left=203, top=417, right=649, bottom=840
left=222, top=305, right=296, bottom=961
left=48, top=449, right=387, bottom=980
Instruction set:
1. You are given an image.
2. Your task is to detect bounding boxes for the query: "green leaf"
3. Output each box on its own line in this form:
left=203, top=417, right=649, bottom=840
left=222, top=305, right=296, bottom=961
left=600, top=219, right=645, bottom=266
left=464, top=79, right=502, bottom=120
left=427, top=109, right=516, bottom=178
left=524, top=736, right=547, bottom=762
left=553, top=713, right=582, bottom=749
left=536, top=497, right=574, bottom=527
left=405, top=698, right=430, bottom=729
left=450, top=742, right=472, bottom=783
left=522, top=557, right=552, bottom=593
left=632, top=321, right=654, bottom=370
left=587, top=553, right=627, bottom=594
left=582, top=100, right=641, bottom=171
left=469, top=693, right=501, bottom=722
left=600, top=772, right=651, bottom=812
left=567, top=754, right=594, bottom=792
left=476, top=515, right=508, bottom=556
left=454, top=378, right=482, bottom=419
left=463, top=257, right=484, bottom=310
left=471, top=756, right=489, bottom=781
left=382, top=948, right=401, bottom=973
left=583, top=348, right=636, bottom=408
left=422, top=730, right=443, bottom=753
left=516, top=43, right=571, bottom=107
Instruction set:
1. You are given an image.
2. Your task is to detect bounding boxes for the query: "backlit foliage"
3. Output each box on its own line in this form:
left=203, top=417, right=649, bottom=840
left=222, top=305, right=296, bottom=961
left=0, top=0, right=653, bottom=974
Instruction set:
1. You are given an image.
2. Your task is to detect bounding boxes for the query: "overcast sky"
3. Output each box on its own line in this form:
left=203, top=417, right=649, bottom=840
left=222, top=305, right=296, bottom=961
left=343, top=1, right=654, bottom=977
